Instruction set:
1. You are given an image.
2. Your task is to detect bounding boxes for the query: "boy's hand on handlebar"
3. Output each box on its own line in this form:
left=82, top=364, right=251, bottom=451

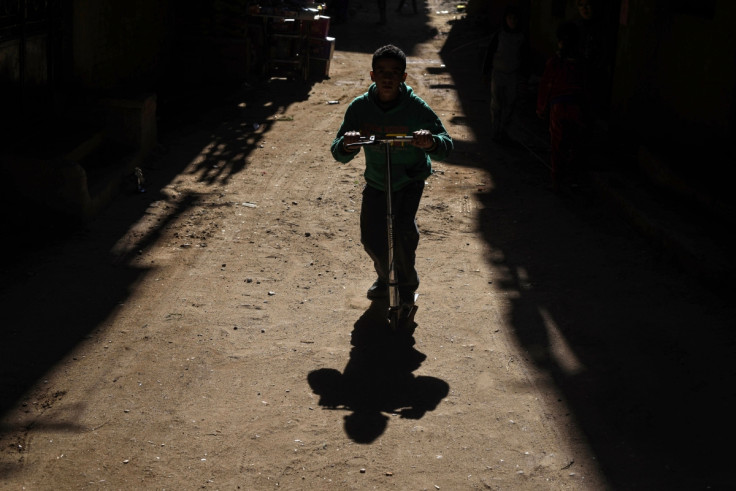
left=342, top=131, right=361, bottom=152
left=412, top=129, right=435, bottom=151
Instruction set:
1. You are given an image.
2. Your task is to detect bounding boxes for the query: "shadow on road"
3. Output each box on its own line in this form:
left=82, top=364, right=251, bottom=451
left=308, top=301, right=449, bottom=443
left=438, top=14, right=736, bottom=489
left=0, top=80, right=307, bottom=421
left=2, top=5, right=734, bottom=488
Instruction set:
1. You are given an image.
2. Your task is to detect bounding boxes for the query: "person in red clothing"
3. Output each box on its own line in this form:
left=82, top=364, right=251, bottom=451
left=536, top=21, right=588, bottom=190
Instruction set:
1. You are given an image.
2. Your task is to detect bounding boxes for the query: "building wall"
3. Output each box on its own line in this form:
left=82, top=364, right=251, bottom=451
left=612, top=0, right=735, bottom=143
left=71, top=0, right=174, bottom=93
left=0, top=0, right=65, bottom=132
left=525, top=0, right=735, bottom=146
left=528, top=0, right=568, bottom=65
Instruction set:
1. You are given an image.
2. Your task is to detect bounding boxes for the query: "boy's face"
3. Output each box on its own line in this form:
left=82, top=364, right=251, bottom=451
left=505, top=13, right=518, bottom=30
left=370, top=58, right=407, bottom=102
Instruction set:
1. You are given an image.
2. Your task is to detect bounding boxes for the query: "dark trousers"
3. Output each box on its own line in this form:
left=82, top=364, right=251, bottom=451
left=360, top=181, right=424, bottom=299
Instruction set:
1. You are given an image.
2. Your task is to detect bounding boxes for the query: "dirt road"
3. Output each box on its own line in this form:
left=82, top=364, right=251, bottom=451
left=2, top=3, right=734, bottom=489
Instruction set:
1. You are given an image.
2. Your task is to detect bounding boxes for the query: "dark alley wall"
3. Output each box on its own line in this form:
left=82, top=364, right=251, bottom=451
left=527, top=0, right=734, bottom=147
left=471, top=0, right=735, bottom=150
left=71, top=0, right=175, bottom=93
left=0, top=0, right=64, bottom=132
left=612, top=1, right=735, bottom=145
left=1, top=0, right=258, bottom=140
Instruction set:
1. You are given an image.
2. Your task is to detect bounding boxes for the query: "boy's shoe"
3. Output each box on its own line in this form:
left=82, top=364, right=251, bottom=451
left=367, top=280, right=388, bottom=299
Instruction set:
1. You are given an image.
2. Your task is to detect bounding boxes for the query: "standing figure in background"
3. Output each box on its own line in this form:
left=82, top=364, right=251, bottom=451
left=396, top=0, right=418, bottom=14
left=481, top=5, right=530, bottom=145
left=536, top=21, right=588, bottom=191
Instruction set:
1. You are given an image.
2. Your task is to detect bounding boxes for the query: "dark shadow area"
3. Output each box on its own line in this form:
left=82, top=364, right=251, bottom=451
left=424, top=66, right=449, bottom=74
left=0, top=400, right=88, bottom=479
left=0, top=400, right=89, bottom=435
left=439, top=14, right=736, bottom=489
left=0, top=193, right=198, bottom=417
left=157, top=79, right=312, bottom=185
left=307, top=301, right=449, bottom=443
left=428, top=83, right=456, bottom=90
left=0, top=78, right=310, bottom=423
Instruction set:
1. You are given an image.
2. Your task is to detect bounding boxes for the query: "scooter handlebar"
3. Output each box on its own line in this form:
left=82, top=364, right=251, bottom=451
left=344, top=135, right=415, bottom=149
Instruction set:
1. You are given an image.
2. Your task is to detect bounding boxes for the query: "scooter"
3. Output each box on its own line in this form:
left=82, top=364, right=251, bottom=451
left=346, top=135, right=419, bottom=330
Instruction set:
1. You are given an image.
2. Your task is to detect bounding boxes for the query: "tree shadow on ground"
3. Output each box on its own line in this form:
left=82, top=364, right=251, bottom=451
left=308, top=301, right=449, bottom=443
left=0, top=78, right=310, bottom=422
left=157, top=78, right=312, bottom=186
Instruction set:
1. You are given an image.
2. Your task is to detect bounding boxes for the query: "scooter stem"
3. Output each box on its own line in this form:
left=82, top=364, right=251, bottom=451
left=344, top=135, right=416, bottom=328
left=384, top=142, right=400, bottom=311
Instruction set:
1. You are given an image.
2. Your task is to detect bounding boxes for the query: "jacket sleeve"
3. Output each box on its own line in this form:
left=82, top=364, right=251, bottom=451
left=423, top=106, right=453, bottom=161
left=428, top=129, right=453, bottom=161
left=330, top=101, right=361, bottom=163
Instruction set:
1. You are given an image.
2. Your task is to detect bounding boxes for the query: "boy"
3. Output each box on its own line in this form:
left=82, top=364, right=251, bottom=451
left=331, top=44, right=452, bottom=307
left=536, top=21, right=588, bottom=190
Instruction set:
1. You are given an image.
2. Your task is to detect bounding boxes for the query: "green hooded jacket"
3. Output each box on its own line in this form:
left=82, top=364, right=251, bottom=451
left=331, top=83, right=453, bottom=191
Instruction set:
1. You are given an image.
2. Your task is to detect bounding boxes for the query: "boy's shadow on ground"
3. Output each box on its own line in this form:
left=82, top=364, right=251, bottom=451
left=307, top=301, right=450, bottom=444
